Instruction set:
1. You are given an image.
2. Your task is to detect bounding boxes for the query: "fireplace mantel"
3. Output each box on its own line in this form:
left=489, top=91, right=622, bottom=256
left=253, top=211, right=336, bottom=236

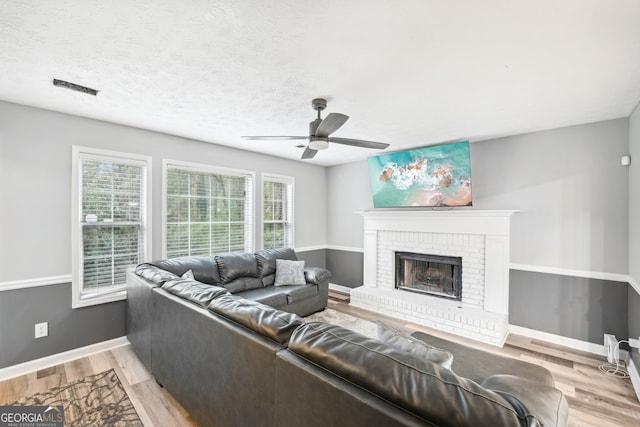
left=352, top=209, right=519, bottom=346
left=358, top=210, right=519, bottom=236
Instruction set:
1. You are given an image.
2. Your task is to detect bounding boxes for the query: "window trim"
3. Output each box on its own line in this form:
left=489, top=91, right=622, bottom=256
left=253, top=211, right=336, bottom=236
left=261, top=172, right=294, bottom=250
left=71, top=146, right=152, bottom=308
left=162, top=159, right=256, bottom=259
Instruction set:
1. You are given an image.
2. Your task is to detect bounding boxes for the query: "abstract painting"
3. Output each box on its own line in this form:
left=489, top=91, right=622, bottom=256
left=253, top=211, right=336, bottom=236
left=368, top=141, right=472, bottom=207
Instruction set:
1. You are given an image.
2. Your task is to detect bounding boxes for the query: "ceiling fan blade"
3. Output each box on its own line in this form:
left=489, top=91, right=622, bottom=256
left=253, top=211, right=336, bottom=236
left=301, top=147, right=318, bottom=159
left=328, top=137, right=390, bottom=149
left=315, top=113, right=349, bottom=137
left=241, top=136, right=307, bottom=140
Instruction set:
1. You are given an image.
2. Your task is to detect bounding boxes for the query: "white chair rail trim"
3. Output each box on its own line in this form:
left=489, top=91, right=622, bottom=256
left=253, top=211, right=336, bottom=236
left=0, top=275, right=73, bottom=292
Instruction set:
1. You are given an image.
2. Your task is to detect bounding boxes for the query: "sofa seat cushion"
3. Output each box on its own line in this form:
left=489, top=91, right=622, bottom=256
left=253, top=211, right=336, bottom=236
left=280, top=284, right=318, bottom=304
left=222, top=276, right=265, bottom=293
left=236, top=287, right=288, bottom=307
left=208, top=295, right=304, bottom=345
left=135, top=263, right=179, bottom=286
left=482, top=375, right=568, bottom=427
left=161, top=278, right=229, bottom=308
left=411, top=331, right=554, bottom=386
left=150, top=256, right=220, bottom=285
left=288, top=322, right=535, bottom=427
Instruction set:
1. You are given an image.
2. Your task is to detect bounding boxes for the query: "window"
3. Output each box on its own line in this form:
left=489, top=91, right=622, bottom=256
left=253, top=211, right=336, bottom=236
left=164, top=161, right=254, bottom=258
left=72, top=147, right=151, bottom=308
left=262, top=174, right=293, bottom=250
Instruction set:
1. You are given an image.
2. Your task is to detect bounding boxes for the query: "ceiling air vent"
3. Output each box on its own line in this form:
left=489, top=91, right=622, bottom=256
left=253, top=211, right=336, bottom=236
left=52, top=79, right=99, bottom=96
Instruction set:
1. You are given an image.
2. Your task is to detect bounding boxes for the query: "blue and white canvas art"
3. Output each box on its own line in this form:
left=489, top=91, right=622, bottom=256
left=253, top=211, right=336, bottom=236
left=368, top=141, right=473, bottom=208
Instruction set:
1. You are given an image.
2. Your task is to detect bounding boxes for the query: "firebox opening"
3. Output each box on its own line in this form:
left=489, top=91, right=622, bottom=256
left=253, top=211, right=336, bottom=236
left=395, top=252, right=462, bottom=301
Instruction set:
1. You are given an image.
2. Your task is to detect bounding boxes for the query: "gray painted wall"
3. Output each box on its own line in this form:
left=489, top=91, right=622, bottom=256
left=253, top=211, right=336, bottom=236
left=327, top=119, right=629, bottom=273
left=0, top=101, right=326, bottom=282
left=326, top=249, right=363, bottom=288
left=629, top=288, right=640, bottom=368
left=629, top=104, right=640, bottom=367
left=472, top=120, right=629, bottom=273
left=296, top=249, right=326, bottom=269
left=0, top=284, right=125, bottom=368
left=324, top=248, right=629, bottom=346
left=326, top=160, right=371, bottom=249
left=509, top=270, right=627, bottom=343
left=631, top=105, right=640, bottom=283
left=325, top=119, right=631, bottom=344
left=0, top=101, right=326, bottom=368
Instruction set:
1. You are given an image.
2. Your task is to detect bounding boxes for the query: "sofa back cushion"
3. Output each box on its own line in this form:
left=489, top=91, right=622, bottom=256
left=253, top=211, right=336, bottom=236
left=135, top=263, right=179, bottom=286
left=288, top=322, right=534, bottom=427
left=215, top=252, right=262, bottom=292
left=255, top=248, right=298, bottom=287
left=208, top=295, right=304, bottom=345
left=161, top=278, right=230, bottom=308
left=150, top=256, right=220, bottom=285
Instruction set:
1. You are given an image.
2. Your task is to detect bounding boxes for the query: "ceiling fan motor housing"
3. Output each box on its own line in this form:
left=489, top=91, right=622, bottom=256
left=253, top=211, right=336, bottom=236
left=308, top=118, right=329, bottom=150
left=309, top=118, right=322, bottom=136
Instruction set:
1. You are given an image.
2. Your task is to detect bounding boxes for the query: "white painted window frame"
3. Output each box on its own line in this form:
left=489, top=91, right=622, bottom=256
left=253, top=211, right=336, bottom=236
left=261, top=173, right=294, bottom=250
left=162, top=159, right=256, bottom=259
left=71, top=146, right=152, bottom=308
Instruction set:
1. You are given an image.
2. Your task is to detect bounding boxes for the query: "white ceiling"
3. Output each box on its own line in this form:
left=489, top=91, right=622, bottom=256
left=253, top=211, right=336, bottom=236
left=1, top=1, right=639, bottom=166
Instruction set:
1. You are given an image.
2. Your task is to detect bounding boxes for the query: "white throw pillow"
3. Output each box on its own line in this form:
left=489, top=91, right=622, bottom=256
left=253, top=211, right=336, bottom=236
left=275, top=259, right=306, bottom=286
left=181, top=269, right=195, bottom=280
left=377, top=321, right=454, bottom=370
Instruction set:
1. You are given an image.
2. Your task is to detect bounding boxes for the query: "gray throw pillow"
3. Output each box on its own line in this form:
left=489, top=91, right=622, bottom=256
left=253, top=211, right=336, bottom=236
left=275, top=259, right=306, bottom=286
left=377, top=321, right=454, bottom=370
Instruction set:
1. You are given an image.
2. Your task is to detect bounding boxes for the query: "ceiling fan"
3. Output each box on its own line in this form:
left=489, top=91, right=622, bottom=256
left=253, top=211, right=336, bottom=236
left=241, top=98, right=390, bottom=159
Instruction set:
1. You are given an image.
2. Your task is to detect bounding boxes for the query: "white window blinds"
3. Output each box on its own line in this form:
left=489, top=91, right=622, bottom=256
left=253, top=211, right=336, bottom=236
left=165, top=163, right=254, bottom=257
left=72, top=147, right=151, bottom=308
left=263, top=175, right=293, bottom=250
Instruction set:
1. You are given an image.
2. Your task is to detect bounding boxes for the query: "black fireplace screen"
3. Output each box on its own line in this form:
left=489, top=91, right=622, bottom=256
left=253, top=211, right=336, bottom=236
left=395, top=252, right=462, bottom=300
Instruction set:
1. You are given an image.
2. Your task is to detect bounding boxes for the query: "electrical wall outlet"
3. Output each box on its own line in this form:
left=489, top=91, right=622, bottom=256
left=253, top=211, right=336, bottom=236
left=35, top=322, right=48, bottom=339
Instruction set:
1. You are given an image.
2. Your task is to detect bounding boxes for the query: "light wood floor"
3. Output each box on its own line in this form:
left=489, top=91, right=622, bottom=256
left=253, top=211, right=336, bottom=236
left=0, top=345, right=197, bottom=426
left=1, top=293, right=639, bottom=426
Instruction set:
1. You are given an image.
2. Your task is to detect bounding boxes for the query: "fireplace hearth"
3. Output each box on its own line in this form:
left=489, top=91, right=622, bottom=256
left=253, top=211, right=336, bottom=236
left=395, top=252, right=462, bottom=300
left=351, top=210, right=518, bottom=346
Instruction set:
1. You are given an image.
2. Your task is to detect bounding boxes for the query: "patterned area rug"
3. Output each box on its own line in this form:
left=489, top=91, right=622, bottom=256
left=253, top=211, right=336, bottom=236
left=10, top=368, right=142, bottom=427
left=306, top=308, right=377, bottom=338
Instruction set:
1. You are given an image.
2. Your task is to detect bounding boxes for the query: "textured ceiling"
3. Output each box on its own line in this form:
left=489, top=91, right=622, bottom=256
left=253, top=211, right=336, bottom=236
left=0, top=0, right=639, bottom=166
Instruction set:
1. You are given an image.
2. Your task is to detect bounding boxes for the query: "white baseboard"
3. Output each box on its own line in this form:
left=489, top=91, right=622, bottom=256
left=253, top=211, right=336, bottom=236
left=509, top=325, right=606, bottom=356
left=0, top=336, right=129, bottom=381
left=628, top=358, right=640, bottom=403
left=329, top=283, right=354, bottom=294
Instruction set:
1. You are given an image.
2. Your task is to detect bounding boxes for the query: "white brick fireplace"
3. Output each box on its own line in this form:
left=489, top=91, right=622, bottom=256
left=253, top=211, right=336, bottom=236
left=350, top=210, right=518, bottom=346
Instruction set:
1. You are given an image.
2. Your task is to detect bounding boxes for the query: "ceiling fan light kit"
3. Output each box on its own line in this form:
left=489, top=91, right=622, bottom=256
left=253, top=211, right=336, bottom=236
left=309, top=138, right=329, bottom=150
left=241, top=98, right=390, bottom=159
